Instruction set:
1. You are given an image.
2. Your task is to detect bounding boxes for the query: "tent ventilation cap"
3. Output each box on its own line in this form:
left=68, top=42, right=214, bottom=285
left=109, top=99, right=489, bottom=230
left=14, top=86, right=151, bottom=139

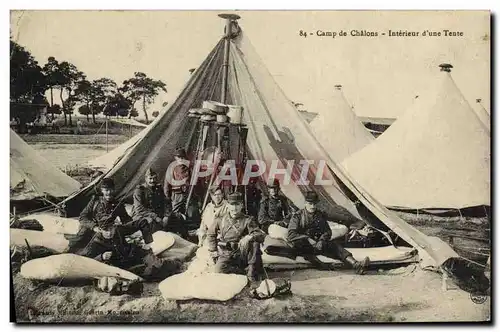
left=439, top=63, right=453, bottom=72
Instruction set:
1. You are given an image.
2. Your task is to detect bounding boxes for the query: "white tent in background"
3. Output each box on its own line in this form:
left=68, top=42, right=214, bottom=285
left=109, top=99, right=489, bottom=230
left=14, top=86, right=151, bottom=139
left=108, top=117, right=148, bottom=128
left=10, top=129, right=81, bottom=201
left=474, top=98, right=490, bottom=132
left=342, top=64, right=490, bottom=212
left=88, top=126, right=148, bottom=171
left=309, top=85, right=374, bottom=162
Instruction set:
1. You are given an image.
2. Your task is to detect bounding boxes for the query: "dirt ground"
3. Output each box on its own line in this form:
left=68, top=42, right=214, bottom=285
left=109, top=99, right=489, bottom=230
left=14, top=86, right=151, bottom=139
left=12, top=264, right=490, bottom=323
left=11, top=135, right=490, bottom=323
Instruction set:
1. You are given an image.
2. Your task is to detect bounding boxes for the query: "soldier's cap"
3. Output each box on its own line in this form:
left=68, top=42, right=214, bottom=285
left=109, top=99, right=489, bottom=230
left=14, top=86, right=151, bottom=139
left=174, top=148, right=187, bottom=159
left=145, top=167, right=158, bottom=177
left=227, top=192, right=243, bottom=205
left=304, top=191, right=319, bottom=203
left=267, top=178, right=280, bottom=188
left=100, top=178, right=115, bottom=190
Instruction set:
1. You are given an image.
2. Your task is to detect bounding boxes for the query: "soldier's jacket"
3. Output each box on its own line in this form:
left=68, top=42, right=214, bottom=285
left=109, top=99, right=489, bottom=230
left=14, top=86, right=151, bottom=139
left=207, top=213, right=266, bottom=252
left=164, top=164, right=191, bottom=198
left=258, top=194, right=297, bottom=226
left=131, top=183, right=169, bottom=221
left=79, top=195, right=132, bottom=231
left=287, top=209, right=332, bottom=243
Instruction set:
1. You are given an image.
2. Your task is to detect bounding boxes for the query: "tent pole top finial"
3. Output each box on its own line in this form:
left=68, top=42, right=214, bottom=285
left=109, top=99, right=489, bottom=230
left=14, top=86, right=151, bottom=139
left=439, top=63, right=453, bottom=72
left=218, top=13, right=241, bottom=21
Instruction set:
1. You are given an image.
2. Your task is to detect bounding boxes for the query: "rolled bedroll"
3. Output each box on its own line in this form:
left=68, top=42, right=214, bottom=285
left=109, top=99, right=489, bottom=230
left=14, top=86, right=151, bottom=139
left=19, top=213, right=80, bottom=235
left=11, top=228, right=69, bottom=253
left=262, top=245, right=418, bottom=270
left=157, top=232, right=198, bottom=261
left=159, top=272, right=248, bottom=301
left=20, top=253, right=142, bottom=282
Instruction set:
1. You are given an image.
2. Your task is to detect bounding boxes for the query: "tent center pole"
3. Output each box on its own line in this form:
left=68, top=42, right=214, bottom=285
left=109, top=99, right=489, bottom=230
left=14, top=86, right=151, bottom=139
left=218, top=13, right=240, bottom=104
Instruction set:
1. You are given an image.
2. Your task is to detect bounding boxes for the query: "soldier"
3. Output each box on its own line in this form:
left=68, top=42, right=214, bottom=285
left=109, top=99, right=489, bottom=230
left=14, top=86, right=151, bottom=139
left=207, top=192, right=266, bottom=283
left=164, top=148, right=191, bottom=215
left=258, top=179, right=297, bottom=232
left=287, top=191, right=370, bottom=274
left=74, top=178, right=170, bottom=280
left=130, top=168, right=171, bottom=244
left=198, top=185, right=228, bottom=246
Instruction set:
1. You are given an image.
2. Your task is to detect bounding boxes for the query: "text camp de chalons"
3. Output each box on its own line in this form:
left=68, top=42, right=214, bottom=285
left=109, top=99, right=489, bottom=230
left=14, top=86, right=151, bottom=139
left=315, top=29, right=464, bottom=38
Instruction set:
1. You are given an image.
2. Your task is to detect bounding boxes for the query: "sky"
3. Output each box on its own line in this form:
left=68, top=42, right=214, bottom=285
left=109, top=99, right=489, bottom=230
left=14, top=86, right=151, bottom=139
left=10, top=10, right=490, bottom=119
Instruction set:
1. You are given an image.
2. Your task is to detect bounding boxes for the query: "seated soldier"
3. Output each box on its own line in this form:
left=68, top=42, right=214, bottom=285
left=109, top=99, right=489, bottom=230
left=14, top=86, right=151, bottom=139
left=74, top=178, right=170, bottom=280
left=207, top=192, right=266, bottom=283
left=131, top=168, right=171, bottom=243
left=258, top=179, right=297, bottom=232
left=198, top=185, right=228, bottom=246
left=287, top=191, right=370, bottom=274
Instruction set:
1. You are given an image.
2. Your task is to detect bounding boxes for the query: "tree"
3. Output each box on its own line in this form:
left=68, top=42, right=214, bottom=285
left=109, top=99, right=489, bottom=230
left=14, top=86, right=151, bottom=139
left=49, top=104, right=62, bottom=115
left=129, top=109, right=139, bottom=118
left=10, top=40, right=47, bottom=130
left=58, top=61, right=86, bottom=126
left=103, top=92, right=131, bottom=118
left=74, top=78, right=116, bottom=123
left=78, top=105, right=91, bottom=122
left=119, top=72, right=167, bottom=123
left=152, top=111, right=160, bottom=118
left=42, top=56, right=61, bottom=109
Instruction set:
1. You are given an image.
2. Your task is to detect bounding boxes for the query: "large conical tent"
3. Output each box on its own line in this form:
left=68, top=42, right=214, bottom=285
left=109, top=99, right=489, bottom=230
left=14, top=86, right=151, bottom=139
left=342, top=64, right=490, bottom=212
left=10, top=129, right=81, bottom=201
left=309, top=85, right=374, bottom=162
left=60, top=16, right=462, bottom=269
left=474, top=99, right=490, bottom=133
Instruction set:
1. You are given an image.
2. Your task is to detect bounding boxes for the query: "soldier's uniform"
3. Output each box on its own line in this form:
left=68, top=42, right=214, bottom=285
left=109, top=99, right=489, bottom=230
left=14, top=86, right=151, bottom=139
left=131, top=182, right=170, bottom=243
left=69, top=180, right=172, bottom=281
left=199, top=199, right=228, bottom=246
left=207, top=193, right=266, bottom=282
left=164, top=148, right=191, bottom=214
left=287, top=191, right=369, bottom=274
left=258, top=180, right=297, bottom=232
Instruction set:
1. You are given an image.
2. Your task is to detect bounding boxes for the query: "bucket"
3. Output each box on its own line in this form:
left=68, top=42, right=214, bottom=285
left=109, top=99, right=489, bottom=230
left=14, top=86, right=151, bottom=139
left=216, top=115, right=229, bottom=123
left=227, top=105, right=244, bottom=124
left=202, top=101, right=228, bottom=115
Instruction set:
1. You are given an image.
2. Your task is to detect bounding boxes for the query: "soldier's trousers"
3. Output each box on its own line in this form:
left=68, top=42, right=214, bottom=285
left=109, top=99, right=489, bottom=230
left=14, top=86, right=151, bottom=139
left=77, top=236, right=176, bottom=281
left=171, top=192, right=188, bottom=214
left=215, top=242, right=263, bottom=281
left=128, top=218, right=167, bottom=244
left=290, top=238, right=352, bottom=262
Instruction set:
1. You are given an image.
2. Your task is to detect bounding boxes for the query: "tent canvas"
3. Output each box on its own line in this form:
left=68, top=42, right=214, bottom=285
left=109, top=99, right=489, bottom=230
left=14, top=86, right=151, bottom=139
left=10, top=129, right=81, bottom=201
left=60, top=19, right=462, bottom=270
left=473, top=100, right=490, bottom=132
left=308, top=85, right=374, bottom=162
left=342, top=69, right=490, bottom=212
left=88, top=126, right=148, bottom=171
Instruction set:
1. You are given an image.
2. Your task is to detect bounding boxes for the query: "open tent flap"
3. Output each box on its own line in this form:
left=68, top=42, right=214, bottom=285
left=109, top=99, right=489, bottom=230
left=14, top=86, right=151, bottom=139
left=58, top=23, right=462, bottom=271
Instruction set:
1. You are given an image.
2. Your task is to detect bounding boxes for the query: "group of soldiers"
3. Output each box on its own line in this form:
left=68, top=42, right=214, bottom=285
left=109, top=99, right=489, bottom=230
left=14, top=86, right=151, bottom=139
left=67, top=147, right=371, bottom=285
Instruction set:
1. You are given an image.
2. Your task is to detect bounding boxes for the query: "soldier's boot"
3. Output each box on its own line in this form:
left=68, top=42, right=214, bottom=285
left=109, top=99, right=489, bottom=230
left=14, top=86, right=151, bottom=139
left=345, top=256, right=370, bottom=275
